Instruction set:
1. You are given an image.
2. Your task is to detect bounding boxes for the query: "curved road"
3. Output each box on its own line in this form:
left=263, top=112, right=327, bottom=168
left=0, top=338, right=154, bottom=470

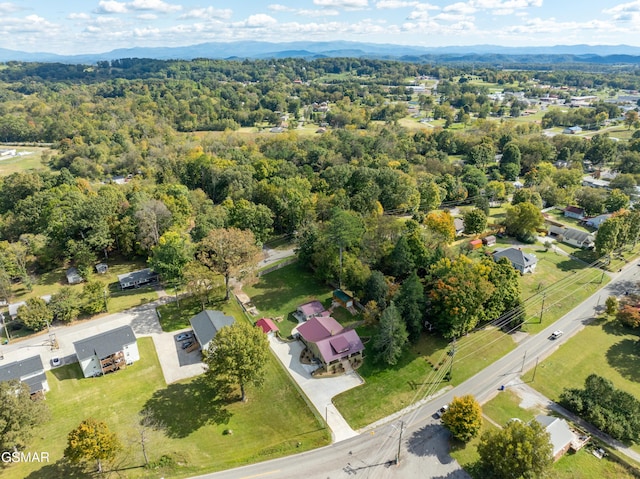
left=200, top=262, right=640, bottom=479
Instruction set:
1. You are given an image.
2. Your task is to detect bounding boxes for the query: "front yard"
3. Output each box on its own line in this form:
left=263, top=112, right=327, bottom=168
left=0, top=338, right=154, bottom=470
left=3, top=336, right=329, bottom=479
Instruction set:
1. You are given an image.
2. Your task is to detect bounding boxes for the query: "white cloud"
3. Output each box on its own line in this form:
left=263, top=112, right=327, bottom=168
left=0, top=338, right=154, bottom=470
left=505, top=17, right=612, bottom=36
left=95, top=1, right=128, bottom=14
left=236, top=14, right=278, bottom=28
left=313, top=0, right=369, bottom=10
left=469, top=0, right=542, bottom=15
left=68, top=12, right=91, bottom=20
left=375, top=0, right=419, bottom=8
left=604, top=0, right=640, bottom=23
left=268, top=4, right=293, bottom=12
left=0, top=2, right=20, bottom=14
left=443, top=2, right=476, bottom=15
left=129, top=0, right=182, bottom=13
left=138, top=13, right=158, bottom=20
left=180, top=7, right=232, bottom=20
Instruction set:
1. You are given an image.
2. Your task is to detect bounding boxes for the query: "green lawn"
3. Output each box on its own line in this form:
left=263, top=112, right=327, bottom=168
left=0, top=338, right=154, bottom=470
left=156, top=295, right=241, bottom=332
left=5, top=336, right=329, bottom=478
left=334, top=327, right=516, bottom=430
left=243, top=262, right=359, bottom=338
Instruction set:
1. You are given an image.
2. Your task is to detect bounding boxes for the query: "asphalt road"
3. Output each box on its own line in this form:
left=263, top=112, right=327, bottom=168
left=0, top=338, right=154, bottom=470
left=199, top=262, right=640, bottom=479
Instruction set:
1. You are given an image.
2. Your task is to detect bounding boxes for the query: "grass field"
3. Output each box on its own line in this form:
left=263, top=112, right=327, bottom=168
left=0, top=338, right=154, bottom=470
left=450, top=390, right=639, bottom=479
left=0, top=147, right=51, bottom=176
left=4, top=336, right=329, bottom=478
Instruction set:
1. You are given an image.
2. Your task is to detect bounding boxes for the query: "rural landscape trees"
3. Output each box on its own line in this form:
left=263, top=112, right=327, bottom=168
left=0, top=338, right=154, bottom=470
left=0, top=380, right=49, bottom=453
left=64, top=418, right=121, bottom=473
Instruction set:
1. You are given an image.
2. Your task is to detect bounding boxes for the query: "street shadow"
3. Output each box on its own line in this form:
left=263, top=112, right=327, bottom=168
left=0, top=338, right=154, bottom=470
left=606, top=339, right=640, bottom=383
left=406, top=424, right=453, bottom=465
left=140, top=375, right=232, bottom=438
left=23, top=458, right=92, bottom=479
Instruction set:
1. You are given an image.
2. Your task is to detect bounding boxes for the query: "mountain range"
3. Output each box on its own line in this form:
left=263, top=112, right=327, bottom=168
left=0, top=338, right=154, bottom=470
left=3, top=41, right=640, bottom=64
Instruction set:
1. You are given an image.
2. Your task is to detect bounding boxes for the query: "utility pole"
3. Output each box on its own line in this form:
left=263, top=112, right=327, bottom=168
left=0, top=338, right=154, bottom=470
left=447, top=338, right=456, bottom=381
left=532, top=357, right=539, bottom=382
left=521, top=350, right=527, bottom=373
left=539, top=293, right=546, bottom=324
left=396, top=420, right=404, bottom=465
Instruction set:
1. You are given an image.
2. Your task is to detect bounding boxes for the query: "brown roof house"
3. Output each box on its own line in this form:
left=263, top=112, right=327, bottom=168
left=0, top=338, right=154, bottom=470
left=296, top=316, right=364, bottom=373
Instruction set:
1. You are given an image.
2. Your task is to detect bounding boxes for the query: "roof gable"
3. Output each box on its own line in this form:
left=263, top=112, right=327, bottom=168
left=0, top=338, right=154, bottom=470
left=256, top=317, right=279, bottom=334
left=0, top=355, right=44, bottom=384
left=73, top=325, right=136, bottom=361
left=190, top=310, right=235, bottom=347
left=297, top=315, right=343, bottom=343
left=493, top=247, right=537, bottom=267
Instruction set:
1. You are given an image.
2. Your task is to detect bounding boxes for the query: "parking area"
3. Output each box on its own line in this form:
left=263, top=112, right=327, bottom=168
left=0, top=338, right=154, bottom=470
left=152, top=328, right=205, bottom=384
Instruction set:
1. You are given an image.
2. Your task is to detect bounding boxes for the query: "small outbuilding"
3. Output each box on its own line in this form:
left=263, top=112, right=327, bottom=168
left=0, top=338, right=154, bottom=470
left=95, top=263, right=108, bottom=274
left=564, top=206, right=585, bottom=220
left=255, top=317, right=279, bottom=336
left=469, top=239, right=483, bottom=249
left=294, top=300, right=326, bottom=322
left=333, top=290, right=354, bottom=309
left=66, top=267, right=84, bottom=284
left=482, top=235, right=496, bottom=246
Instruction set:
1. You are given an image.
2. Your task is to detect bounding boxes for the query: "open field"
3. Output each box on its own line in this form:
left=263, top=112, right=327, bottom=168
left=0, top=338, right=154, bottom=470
left=3, top=336, right=329, bottom=479
left=0, top=146, right=51, bottom=176
left=450, top=389, right=639, bottom=479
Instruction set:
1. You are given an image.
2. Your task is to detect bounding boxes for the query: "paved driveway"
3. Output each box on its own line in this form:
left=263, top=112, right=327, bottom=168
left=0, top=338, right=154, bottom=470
left=152, top=328, right=205, bottom=384
left=268, top=336, right=363, bottom=442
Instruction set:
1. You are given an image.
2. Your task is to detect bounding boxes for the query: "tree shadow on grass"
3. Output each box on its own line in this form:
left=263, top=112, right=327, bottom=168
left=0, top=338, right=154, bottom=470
left=141, top=375, right=232, bottom=438
left=606, top=338, right=640, bottom=383
left=23, top=458, right=93, bottom=479
left=554, top=259, right=584, bottom=272
left=602, top=319, right=638, bottom=337
left=406, top=423, right=453, bottom=465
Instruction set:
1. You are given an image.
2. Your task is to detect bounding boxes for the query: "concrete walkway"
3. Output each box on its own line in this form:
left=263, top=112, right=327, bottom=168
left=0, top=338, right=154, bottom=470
left=268, top=335, right=362, bottom=442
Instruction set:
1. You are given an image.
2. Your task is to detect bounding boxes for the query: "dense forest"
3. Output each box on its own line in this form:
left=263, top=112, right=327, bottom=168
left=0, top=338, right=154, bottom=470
left=1, top=57, right=639, bottom=345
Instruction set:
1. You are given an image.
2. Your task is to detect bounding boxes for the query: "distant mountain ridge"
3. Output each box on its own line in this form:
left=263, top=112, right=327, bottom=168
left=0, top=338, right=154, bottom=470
left=3, top=41, right=640, bottom=63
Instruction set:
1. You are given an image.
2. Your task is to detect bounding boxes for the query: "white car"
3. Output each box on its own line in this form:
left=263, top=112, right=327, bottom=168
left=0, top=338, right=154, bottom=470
left=435, top=404, right=449, bottom=418
left=551, top=330, right=563, bottom=339
left=51, top=356, right=61, bottom=367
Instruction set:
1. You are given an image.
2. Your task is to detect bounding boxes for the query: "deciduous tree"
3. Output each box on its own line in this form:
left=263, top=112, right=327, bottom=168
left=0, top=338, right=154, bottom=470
left=394, top=271, right=425, bottom=341
left=424, top=210, right=455, bottom=244
left=149, top=231, right=193, bottom=289
left=504, top=201, right=543, bottom=243
left=183, top=261, right=223, bottom=310
left=82, top=280, right=109, bottom=314
left=204, top=321, right=269, bottom=402
left=17, top=297, right=53, bottom=331
left=65, top=418, right=121, bottom=473
left=50, top=286, right=81, bottom=322
left=463, top=208, right=487, bottom=235
left=441, top=395, right=482, bottom=442
left=477, top=419, right=553, bottom=479
left=0, top=379, right=49, bottom=452
left=198, top=228, right=262, bottom=300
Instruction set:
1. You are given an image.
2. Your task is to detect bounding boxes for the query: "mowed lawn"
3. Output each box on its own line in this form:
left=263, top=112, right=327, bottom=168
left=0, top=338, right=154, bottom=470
left=5, top=337, right=329, bottom=479
left=451, top=389, right=638, bottom=479
left=243, top=262, right=337, bottom=338
left=334, top=326, right=516, bottom=430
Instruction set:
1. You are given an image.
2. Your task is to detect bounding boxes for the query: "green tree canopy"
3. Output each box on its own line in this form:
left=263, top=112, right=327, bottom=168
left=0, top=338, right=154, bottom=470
left=504, top=201, right=543, bottom=243
left=477, top=419, right=553, bottom=479
left=0, top=379, right=49, bottom=453
left=204, top=321, right=269, bottom=402
left=372, top=302, right=409, bottom=366
left=149, top=231, right=194, bottom=286
left=463, top=208, right=487, bottom=235
left=394, top=271, right=425, bottom=341
left=17, top=297, right=53, bottom=331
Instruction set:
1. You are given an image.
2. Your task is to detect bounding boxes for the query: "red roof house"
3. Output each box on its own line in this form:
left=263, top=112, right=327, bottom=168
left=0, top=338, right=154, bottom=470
left=296, top=316, right=364, bottom=372
left=255, top=318, right=279, bottom=335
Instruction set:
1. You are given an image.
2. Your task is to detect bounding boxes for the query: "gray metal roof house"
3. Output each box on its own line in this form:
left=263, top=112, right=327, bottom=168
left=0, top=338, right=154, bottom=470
left=73, top=325, right=140, bottom=378
left=190, top=310, right=235, bottom=351
left=117, top=268, right=158, bottom=289
left=536, top=415, right=576, bottom=461
left=493, top=247, right=538, bottom=274
left=0, top=355, right=48, bottom=395
left=66, top=267, right=84, bottom=284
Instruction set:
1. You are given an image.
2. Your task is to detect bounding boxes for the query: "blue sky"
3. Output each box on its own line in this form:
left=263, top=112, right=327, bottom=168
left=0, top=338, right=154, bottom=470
left=2, top=1, right=640, bottom=54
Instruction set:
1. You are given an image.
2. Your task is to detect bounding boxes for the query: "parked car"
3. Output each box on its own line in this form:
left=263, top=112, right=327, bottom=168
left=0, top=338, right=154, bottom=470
left=550, top=330, right=563, bottom=339
left=435, top=404, right=449, bottom=418
left=51, top=356, right=61, bottom=367
left=176, top=332, right=192, bottom=342
left=181, top=340, right=194, bottom=350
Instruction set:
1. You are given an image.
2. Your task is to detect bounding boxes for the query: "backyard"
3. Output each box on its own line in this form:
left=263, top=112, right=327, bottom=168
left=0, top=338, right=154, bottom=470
left=3, top=337, right=330, bottom=479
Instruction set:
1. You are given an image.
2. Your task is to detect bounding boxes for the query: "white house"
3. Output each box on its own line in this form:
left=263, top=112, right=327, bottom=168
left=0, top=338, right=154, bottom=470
left=0, top=355, right=48, bottom=396
left=117, top=268, right=158, bottom=289
left=73, top=325, right=139, bottom=378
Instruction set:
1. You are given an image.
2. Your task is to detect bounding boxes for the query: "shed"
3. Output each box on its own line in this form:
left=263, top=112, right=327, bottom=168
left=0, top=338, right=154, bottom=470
left=469, top=239, right=483, bottom=249
left=482, top=235, right=496, bottom=246
left=95, top=263, right=108, bottom=274
left=255, top=317, right=279, bottom=336
left=66, top=267, right=84, bottom=285
left=454, top=218, right=465, bottom=236
left=564, top=206, right=585, bottom=220
left=333, top=290, right=354, bottom=309
left=294, top=300, right=326, bottom=322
